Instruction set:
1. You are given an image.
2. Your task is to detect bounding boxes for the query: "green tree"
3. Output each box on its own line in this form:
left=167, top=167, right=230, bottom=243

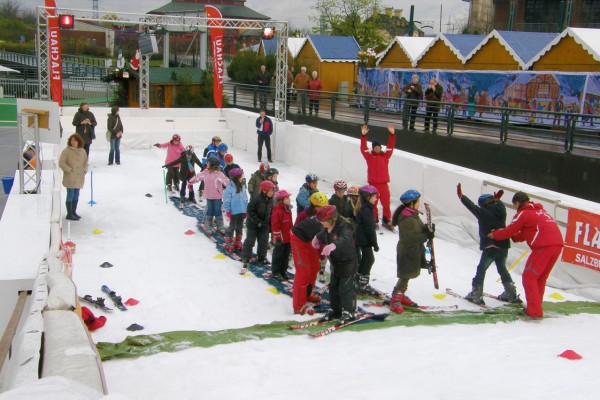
left=0, top=0, right=20, bottom=20
left=226, top=50, right=275, bottom=85
left=310, top=0, right=386, bottom=48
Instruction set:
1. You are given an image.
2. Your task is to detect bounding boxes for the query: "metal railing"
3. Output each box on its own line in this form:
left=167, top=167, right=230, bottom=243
left=224, top=82, right=600, bottom=157
left=0, top=50, right=109, bottom=79
left=0, top=78, right=117, bottom=103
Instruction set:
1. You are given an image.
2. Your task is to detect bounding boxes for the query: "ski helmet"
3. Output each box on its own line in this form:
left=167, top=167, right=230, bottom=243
left=212, top=136, right=221, bottom=143
left=208, top=156, right=220, bottom=167
left=259, top=180, right=276, bottom=191
left=333, top=179, right=348, bottom=191
left=400, top=190, right=421, bottom=205
left=185, top=145, right=194, bottom=154
left=229, top=168, right=244, bottom=178
left=347, top=186, right=360, bottom=196
left=316, top=205, right=338, bottom=222
left=172, top=134, right=181, bottom=141
left=478, top=194, right=494, bottom=207
left=224, top=153, right=234, bottom=163
left=274, top=189, right=292, bottom=200
left=217, top=143, right=228, bottom=152
left=309, top=192, right=328, bottom=207
left=512, top=191, right=530, bottom=204
left=359, top=185, right=379, bottom=199
left=259, top=162, right=270, bottom=173
left=265, top=167, right=279, bottom=178
left=305, top=173, right=319, bottom=183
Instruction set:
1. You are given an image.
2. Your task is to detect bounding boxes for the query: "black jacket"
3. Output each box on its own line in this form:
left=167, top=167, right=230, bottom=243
left=106, top=113, right=124, bottom=139
left=355, top=201, right=378, bottom=248
left=292, top=216, right=323, bottom=242
left=164, top=152, right=203, bottom=180
left=316, top=217, right=357, bottom=277
left=223, top=163, right=240, bottom=178
left=247, top=192, right=273, bottom=229
left=460, top=195, right=510, bottom=250
left=329, top=194, right=353, bottom=219
left=72, top=108, right=97, bottom=144
left=256, top=70, right=271, bottom=87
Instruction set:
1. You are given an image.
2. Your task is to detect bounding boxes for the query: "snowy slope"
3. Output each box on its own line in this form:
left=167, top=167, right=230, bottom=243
left=61, top=146, right=599, bottom=400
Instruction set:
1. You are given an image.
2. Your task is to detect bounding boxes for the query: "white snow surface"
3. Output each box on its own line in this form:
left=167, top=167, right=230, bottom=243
left=59, top=146, right=598, bottom=399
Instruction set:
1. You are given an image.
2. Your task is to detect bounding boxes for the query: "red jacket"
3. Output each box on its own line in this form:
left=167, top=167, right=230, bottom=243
left=271, top=202, right=293, bottom=243
left=360, top=134, right=395, bottom=184
left=307, top=78, right=322, bottom=99
left=492, top=202, right=564, bottom=249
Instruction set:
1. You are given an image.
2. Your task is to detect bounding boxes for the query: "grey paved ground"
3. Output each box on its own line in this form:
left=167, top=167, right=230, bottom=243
left=0, top=127, right=19, bottom=219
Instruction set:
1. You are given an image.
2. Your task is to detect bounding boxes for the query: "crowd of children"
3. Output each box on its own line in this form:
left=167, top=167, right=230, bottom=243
left=156, top=129, right=561, bottom=325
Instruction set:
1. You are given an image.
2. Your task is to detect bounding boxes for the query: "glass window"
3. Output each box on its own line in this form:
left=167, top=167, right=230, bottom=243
left=581, top=0, right=600, bottom=24
left=524, top=0, right=561, bottom=23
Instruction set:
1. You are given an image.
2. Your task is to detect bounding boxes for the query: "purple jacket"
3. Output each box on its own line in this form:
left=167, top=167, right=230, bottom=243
left=158, top=142, right=185, bottom=167
left=190, top=169, right=230, bottom=200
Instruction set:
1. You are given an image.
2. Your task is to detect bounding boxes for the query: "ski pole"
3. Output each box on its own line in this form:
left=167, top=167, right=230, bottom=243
left=88, top=170, right=97, bottom=206
left=163, top=169, right=168, bottom=204
left=497, top=248, right=530, bottom=282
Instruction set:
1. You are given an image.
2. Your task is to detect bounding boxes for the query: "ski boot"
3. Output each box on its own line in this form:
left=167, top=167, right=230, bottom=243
left=294, top=304, right=315, bottom=316
left=224, top=236, right=235, bottom=252
left=307, top=293, right=322, bottom=304
left=497, top=282, right=522, bottom=304
left=382, top=219, right=396, bottom=232
left=398, top=291, right=418, bottom=307
left=234, top=235, right=243, bottom=252
left=201, top=216, right=213, bottom=231
left=389, top=289, right=404, bottom=314
left=319, top=309, right=337, bottom=323
left=355, top=274, right=369, bottom=295
left=465, top=285, right=485, bottom=306
left=339, top=311, right=357, bottom=325
left=258, top=258, right=271, bottom=266
left=318, top=270, right=326, bottom=283
left=214, top=217, right=225, bottom=235
left=167, top=184, right=172, bottom=192
left=179, top=198, right=185, bottom=209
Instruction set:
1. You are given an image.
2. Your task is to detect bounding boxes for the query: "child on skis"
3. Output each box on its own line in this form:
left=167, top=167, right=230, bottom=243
left=295, top=192, right=330, bottom=283
left=296, top=173, right=319, bottom=214
left=163, top=145, right=203, bottom=205
left=247, top=162, right=270, bottom=197
left=354, top=185, right=380, bottom=296
left=261, top=168, right=280, bottom=194
left=291, top=213, right=325, bottom=315
left=329, top=180, right=353, bottom=219
left=345, top=186, right=360, bottom=219
left=389, top=190, right=435, bottom=313
left=270, top=190, right=294, bottom=281
left=202, top=136, right=221, bottom=165
left=190, top=156, right=230, bottom=233
left=154, top=134, right=185, bottom=192
left=223, top=168, right=248, bottom=252
left=456, top=184, right=520, bottom=305
left=314, top=205, right=358, bottom=325
left=223, top=153, right=240, bottom=178
left=241, top=180, right=276, bottom=274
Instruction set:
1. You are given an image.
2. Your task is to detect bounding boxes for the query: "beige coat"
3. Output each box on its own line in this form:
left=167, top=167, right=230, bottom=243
left=59, top=146, right=88, bottom=189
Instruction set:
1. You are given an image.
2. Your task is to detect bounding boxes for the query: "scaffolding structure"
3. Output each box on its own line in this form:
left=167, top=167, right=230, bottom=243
left=36, top=7, right=289, bottom=121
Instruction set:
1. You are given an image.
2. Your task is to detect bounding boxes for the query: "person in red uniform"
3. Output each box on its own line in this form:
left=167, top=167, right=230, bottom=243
left=489, top=191, right=564, bottom=318
left=360, top=123, right=396, bottom=230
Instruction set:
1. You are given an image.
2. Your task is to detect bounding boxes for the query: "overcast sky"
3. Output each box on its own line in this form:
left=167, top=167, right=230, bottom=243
left=21, top=0, right=469, bottom=33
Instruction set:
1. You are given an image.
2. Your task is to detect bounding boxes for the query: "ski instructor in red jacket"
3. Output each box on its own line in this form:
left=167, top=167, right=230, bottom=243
left=488, top=191, right=564, bottom=318
left=360, top=123, right=395, bottom=230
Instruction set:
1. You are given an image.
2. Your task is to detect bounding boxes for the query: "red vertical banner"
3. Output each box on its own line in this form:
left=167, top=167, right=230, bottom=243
left=46, top=0, right=63, bottom=106
left=562, top=208, right=600, bottom=271
left=205, top=5, right=224, bottom=109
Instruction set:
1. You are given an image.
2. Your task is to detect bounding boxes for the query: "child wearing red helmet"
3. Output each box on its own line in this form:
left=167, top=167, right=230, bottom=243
left=271, top=190, right=294, bottom=281
left=241, top=180, right=275, bottom=274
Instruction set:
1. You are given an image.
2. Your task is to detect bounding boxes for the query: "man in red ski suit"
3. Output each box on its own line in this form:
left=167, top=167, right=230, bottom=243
left=290, top=216, right=324, bottom=315
left=489, top=192, right=564, bottom=318
left=360, top=123, right=395, bottom=229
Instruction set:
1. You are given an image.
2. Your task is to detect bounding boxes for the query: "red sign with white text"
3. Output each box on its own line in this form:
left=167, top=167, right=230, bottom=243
left=46, top=0, right=63, bottom=106
left=205, top=5, right=223, bottom=109
left=562, top=208, right=600, bottom=271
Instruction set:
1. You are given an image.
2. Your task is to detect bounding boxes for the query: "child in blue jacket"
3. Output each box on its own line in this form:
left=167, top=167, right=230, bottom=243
left=223, top=168, right=249, bottom=252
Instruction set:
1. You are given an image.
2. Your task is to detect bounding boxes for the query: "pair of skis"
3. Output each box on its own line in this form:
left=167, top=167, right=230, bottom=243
left=290, top=313, right=389, bottom=338
left=424, top=203, right=439, bottom=290
left=80, top=285, right=128, bottom=312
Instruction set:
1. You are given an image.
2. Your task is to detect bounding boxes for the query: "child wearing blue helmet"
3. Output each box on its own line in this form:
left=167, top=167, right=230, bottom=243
left=457, top=184, right=520, bottom=305
left=389, top=190, right=434, bottom=313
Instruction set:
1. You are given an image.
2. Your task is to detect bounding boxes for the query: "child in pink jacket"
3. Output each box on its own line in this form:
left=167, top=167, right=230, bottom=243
left=190, top=156, right=230, bottom=234
left=154, top=134, right=185, bottom=192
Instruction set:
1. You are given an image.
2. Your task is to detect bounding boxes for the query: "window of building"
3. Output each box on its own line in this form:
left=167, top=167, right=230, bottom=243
left=581, top=0, right=600, bottom=24
left=524, top=0, right=562, bottom=24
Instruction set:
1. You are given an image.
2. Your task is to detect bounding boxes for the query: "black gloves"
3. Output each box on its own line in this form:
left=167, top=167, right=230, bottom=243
left=426, top=224, right=435, bottom=240
left=373, top=244, right=379, bottom=252
left=153, top=143, right=160, bottom=148
left=162, top=165, right=168, bottom=169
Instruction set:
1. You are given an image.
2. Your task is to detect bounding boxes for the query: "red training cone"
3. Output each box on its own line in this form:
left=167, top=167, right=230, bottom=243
left=184, top=230, right=195, bottom=235
left=125, top=298, right=140, bottom=306
left=558, top=350, right=583, bottom=360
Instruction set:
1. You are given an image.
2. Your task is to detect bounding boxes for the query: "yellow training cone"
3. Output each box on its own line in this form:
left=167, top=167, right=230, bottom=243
left=242, top=274, right=252, bottom=278
left=92, top=228, right=104, bottom=235
left=267, top=287, right=280, bottom=295
left=549, top=292, right=565, bottom=300
left=214, top=254, right=226, bottom=260
left=433, top=293, right=447, bottom=299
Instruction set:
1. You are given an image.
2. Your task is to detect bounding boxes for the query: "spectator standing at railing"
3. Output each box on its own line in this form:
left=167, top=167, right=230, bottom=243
left=307, top=71, right=322, bottom=116
left=294, top=66, right=310, bottom=115
left=424, top=78, right=443, bottom=133
left=72, top=102, right=97, bottom=156
left=256, top=109, right=273, bottom=163
left=402, top=74, right=422, bottom=131
left=286, top=66, right=295, bottom=113
left=255, top=64, right=270, bottom=110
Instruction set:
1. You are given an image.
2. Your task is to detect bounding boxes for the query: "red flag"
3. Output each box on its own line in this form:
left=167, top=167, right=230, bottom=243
left=45, top=0, right=63, bottom=106
left=205, top=5, right=224, bottom=109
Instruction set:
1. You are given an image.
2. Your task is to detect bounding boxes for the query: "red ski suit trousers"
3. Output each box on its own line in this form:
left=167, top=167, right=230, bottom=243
left=522, top=245, right=563, bottom=318
left=371, top=182, right=391, bottom=223
left=291, top=233, right=321, bottom=311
